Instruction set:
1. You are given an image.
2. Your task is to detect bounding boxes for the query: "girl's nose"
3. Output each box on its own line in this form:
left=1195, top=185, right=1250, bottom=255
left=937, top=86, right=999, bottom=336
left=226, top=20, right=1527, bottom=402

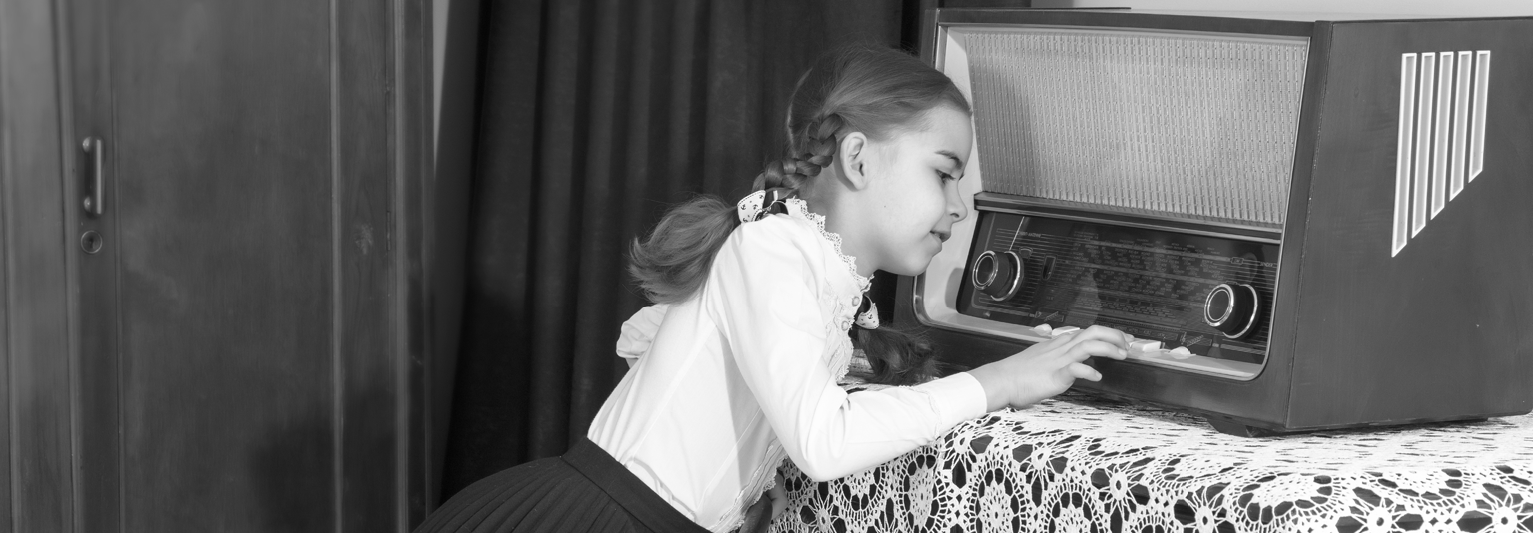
left=947, top=182, right=969, bottom=222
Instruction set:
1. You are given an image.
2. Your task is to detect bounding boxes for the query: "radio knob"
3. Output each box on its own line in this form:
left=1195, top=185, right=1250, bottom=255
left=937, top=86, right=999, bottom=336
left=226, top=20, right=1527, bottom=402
left=1203, top=283, right=1260, bottom=338
left=972, top=250, right=1025, bottom=301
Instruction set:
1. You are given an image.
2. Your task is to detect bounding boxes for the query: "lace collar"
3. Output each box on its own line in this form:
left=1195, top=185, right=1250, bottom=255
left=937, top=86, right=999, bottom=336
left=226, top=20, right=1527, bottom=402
left=782, top=198, right=872, bottom=294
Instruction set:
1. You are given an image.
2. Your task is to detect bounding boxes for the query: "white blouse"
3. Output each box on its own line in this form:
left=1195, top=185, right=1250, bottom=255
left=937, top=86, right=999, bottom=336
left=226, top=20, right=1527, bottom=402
left=587, top=199, right=989, bottom=532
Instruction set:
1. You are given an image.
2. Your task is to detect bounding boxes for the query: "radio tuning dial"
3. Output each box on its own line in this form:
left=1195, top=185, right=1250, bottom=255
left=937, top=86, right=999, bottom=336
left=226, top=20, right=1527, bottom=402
left=1204, top=283, right=1260, bottom=338
left=972, top=250, right=1025, bottom=301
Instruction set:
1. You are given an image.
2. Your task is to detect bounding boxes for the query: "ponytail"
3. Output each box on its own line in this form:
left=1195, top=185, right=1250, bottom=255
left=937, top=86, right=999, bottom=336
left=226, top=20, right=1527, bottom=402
left=631, top=132, right=834, bottom=306
left=628, top=196, right=740, bottom=305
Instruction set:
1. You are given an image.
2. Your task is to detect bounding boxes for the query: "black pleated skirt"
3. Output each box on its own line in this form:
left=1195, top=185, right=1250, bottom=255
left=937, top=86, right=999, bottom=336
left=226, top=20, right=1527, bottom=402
left=416, top=438, right=712, bottom=533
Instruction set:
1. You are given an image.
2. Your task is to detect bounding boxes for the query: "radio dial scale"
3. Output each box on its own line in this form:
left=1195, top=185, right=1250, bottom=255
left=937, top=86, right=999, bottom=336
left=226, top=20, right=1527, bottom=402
left=957, top=195, right=1279, bottom=378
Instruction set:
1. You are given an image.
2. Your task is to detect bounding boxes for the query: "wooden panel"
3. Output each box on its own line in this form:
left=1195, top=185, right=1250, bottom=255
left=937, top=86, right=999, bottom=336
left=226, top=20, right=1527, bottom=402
left=335, top=0, right=398, bottom=529
left=394, top=0, right=436, bottom=525
left=109, top=0, right=336, bottom=530
left=0, top=0, right=76, bottom=530
left=3, top=0, right=432, bottom=530
left=67, top=0, right=125, bottom=527
left=1289, top=19, right=1533, bottom=428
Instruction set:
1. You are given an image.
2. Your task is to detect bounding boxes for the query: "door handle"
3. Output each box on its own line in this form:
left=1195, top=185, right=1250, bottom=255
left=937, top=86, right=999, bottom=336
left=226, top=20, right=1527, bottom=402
left=82, top=137, right=104, bottom=217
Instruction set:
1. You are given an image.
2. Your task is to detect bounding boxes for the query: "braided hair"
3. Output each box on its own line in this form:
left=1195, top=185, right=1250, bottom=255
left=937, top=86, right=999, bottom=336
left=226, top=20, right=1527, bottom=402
left=751, top=116, right=843, bottom=192
left=629, top=44, right=970, bottom=386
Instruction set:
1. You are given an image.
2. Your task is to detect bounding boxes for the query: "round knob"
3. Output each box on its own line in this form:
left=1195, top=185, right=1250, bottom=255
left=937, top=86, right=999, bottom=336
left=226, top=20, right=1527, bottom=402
left=972, top=250, right=1024, bottom=301
left=1204, top=283, right=1260, bottom=338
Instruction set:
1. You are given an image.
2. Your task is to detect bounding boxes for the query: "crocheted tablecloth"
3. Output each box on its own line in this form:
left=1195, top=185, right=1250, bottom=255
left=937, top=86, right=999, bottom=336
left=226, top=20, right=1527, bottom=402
left=771, top=392, right=1533, bottom=533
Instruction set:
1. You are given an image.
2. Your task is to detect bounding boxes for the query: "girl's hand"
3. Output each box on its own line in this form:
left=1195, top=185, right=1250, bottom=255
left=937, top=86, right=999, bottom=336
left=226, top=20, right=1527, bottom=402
left=768, top=470, right=787, bottom=519
left=740, top=470, right=789, bottom=533
left=966, top=325, right=1131, bottom=411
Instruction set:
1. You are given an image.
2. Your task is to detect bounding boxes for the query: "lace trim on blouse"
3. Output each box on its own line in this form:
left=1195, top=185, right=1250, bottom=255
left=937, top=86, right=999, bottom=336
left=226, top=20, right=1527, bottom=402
left=718, top=443, right=788, bottom=532
left=716, top=200, right=868, bottom=532
left=784, top=198, right=872, bottom=294
left=716, top=320, right=858, bottom=531
left=717, top=335, right=856, bottom=532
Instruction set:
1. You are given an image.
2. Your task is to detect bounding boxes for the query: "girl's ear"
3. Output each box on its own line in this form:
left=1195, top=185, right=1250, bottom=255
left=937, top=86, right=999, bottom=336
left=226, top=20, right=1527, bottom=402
left=837, top=132, right=872, bottom=190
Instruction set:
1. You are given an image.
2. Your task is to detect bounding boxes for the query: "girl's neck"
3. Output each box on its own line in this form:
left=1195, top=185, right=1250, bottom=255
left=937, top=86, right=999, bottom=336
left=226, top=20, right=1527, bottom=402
left=798, top=181, right=878, bottom=279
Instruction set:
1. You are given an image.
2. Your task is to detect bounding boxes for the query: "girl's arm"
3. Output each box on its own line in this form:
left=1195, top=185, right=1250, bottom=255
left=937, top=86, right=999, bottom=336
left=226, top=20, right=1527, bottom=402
left=710, top=221, right=989, bottom=481
left=711, top=220, right=1131, bottom=481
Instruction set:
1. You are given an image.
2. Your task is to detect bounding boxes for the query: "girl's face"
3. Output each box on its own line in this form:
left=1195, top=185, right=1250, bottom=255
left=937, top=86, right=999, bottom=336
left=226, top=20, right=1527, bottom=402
left=860, top=105, right=973, bottom=276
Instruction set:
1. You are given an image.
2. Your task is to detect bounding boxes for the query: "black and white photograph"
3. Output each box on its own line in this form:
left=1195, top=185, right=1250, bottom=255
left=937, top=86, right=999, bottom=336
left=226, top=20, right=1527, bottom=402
left=3, top=0, right=1532, bottom=531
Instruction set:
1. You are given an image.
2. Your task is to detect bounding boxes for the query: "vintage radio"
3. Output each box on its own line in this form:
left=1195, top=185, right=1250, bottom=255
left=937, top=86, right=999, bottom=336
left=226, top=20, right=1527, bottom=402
left=898, top=9, right=1533, bottom=435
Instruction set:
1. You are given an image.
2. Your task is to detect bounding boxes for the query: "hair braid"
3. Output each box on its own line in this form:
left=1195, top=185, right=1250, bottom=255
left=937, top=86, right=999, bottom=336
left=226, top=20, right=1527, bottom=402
left=809, top=112, right=845, bottom=150
left=753, top=112, right=845, bottom=193
left=800, top=114, right=841, bottom=167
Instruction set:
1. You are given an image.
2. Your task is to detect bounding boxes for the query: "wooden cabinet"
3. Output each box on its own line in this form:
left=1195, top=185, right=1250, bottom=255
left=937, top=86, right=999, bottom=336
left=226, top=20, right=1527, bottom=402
left=1, top=0, right=439, bottom=530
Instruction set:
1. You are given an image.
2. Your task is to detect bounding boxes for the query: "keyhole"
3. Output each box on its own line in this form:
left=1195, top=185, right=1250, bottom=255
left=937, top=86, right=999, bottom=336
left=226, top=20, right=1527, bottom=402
left=81, top=231, right=103, bottom=254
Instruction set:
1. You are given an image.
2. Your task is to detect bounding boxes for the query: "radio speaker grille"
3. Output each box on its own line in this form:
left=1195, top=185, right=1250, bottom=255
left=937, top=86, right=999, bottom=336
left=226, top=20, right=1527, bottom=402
left=962, top=28, right=1309, bottom=225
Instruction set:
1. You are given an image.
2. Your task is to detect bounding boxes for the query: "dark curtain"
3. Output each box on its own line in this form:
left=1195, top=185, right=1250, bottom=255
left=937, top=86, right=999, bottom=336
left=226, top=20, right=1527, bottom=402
left=439, top=0, right=928, bottom=500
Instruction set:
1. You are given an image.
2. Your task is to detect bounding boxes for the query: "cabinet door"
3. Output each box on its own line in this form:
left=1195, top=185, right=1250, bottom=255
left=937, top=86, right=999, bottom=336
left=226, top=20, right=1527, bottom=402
left=65, top=0, right=431, bottom=531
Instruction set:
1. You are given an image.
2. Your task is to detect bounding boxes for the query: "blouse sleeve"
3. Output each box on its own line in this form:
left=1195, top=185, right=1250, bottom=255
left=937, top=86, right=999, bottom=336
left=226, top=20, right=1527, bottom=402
left=708, top=220, right=989, bottom=482
left=615, top=304, right=669, bottom=368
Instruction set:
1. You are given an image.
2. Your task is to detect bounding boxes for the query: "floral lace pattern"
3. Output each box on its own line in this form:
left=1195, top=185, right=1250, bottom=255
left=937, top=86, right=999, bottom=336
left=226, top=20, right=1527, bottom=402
left=784, top=199, right=871, bottom=294
left=770, top=392, right=1533, bottom=532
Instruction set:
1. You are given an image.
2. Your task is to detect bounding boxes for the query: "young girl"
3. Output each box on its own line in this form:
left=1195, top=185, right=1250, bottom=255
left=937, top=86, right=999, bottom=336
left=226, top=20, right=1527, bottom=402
left=417, top=44, right=1130, bottom=533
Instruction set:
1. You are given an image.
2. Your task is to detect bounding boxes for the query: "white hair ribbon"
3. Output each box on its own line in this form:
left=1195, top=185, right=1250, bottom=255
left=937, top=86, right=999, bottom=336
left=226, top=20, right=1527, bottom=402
left=735, top=188, right=793, bottom=224
left=855, top=297, right=880, bottom=330
left=736, top=190, right=767, bottom=223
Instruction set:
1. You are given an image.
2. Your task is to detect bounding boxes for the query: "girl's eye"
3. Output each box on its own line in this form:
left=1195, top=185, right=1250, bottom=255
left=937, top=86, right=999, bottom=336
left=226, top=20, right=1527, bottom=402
left=937, top=171, right=955, bottom=183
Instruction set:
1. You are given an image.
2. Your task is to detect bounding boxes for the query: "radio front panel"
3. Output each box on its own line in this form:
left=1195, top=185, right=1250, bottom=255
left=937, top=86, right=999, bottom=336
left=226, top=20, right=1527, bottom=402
left=958, top=205, right=1277, bottom=379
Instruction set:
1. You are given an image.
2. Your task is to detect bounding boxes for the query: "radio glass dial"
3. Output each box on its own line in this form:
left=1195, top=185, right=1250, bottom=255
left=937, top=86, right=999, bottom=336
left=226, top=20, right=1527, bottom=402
left=971, top=250, right=1024, bottom=301
left=1203, top=283, right=1260, bottom=338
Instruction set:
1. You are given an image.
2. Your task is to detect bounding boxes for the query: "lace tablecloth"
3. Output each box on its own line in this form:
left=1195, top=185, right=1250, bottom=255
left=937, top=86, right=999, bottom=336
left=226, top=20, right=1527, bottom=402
left=771, top=392, right=1533, bottom=533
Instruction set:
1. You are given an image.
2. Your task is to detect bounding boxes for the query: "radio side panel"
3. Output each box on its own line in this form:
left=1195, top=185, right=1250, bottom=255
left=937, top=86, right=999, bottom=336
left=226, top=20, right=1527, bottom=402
left=1287, top=19, right=1533, bottom=428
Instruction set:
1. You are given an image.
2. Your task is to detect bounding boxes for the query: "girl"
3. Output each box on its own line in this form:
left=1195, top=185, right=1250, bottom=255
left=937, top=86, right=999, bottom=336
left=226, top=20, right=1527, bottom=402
left=418, top=44, right=1130, bottom=533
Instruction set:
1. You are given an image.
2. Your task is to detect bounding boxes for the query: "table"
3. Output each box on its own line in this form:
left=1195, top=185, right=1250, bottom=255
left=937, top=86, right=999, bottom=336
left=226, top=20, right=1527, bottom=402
left=772, top=391, right=1533, bottom=533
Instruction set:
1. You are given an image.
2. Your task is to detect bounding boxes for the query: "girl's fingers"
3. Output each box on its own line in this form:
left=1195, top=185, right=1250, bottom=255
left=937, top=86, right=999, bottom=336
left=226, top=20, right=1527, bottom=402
left=1032, top=331, right=1078, bottom=350
left=768, top=471, right=788, bottom=518
left=1075, top=325, right=1132, bottom=349
left=1046, top=325, right=1131, bottom=353
left=1066, top=339, right=1128, bottom=361
left=1068, top=362, right=1102, bottom=382
left=1022, top=325, right=1131, bottom=361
